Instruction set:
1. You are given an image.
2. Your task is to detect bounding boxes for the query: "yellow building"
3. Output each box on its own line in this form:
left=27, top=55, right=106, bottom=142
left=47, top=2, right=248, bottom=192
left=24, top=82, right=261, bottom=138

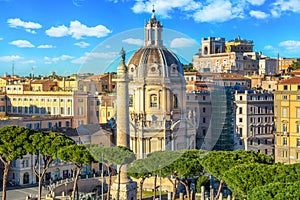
left=225, top=36, right=254, bottom=53
left=274, top=76, right=300, bottom=164
left=98, top=95, right=116, bottom=124
left=5, top=84, right=100, bottom=128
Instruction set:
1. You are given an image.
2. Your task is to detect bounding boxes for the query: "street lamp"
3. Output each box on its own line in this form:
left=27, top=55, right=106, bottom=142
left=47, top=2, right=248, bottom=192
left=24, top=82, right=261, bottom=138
left=101, top=152, right=104, bottom=200
left=65, top=182, right=67, bottom=197
left=159, top=165, right=162, bottom=200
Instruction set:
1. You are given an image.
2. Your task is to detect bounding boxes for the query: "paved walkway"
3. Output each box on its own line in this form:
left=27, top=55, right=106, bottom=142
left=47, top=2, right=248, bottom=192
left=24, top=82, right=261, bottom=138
left=0, top=185, right=48, bottom=200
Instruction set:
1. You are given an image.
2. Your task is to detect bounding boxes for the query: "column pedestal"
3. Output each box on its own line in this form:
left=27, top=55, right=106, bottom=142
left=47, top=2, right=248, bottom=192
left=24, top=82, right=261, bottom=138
left=110, top=179, right=137, bottom=200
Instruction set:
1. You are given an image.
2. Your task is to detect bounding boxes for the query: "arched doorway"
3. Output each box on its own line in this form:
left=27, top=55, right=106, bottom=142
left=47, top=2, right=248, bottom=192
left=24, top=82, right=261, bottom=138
left=23, top=172, right=30, bottom=184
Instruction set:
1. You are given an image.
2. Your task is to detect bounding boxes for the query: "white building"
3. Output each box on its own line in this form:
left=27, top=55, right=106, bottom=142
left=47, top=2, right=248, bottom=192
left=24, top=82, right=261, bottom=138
left=234, top=90, right=275, bottom=156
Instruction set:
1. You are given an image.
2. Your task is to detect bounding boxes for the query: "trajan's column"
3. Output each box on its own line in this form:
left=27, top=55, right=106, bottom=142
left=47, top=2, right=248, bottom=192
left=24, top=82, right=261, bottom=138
left=111, top=48, right=137, bottom=200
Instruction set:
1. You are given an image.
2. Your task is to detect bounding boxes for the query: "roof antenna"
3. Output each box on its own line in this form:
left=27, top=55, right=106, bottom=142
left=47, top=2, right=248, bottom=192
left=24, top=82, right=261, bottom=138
left=12, top=60, right=14, bottom=76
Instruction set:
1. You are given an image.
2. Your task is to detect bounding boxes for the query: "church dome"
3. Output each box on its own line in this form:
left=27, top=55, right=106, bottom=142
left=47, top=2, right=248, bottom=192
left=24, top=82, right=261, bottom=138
left=127, top=46, right=183, bottom=77
left=127, top=8, right=184, bottom=78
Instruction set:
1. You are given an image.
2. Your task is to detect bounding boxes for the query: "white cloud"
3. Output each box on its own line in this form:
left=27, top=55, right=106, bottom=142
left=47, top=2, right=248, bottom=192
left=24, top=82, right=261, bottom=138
left=132, top=0, right=202, bottom=18
left=9, top=40, right=34, bottom=48
left=46, top=25, right=69, bottom=37
left=249, top=10, right=269, bottom=19
left=71, top=51, right=118, bottom=64
left=7, top=18, right=42, bottom=33
left=170, top=37, right=197, bottom=48
left=21, top=60, right=36, bottom=64
left=46, top=20, right=111, bottom=39
left=122, top=38, right=143, bottom=46
left=86, top=52, right=118, bottom=59
left=193, top=0, right=244, bottom=23
left=0, top=55, right=23, bottom=62
left=26, top=29, right=37, bottom=34
left=271, top=0, right=300, bottom=17
left=37, top=44, right=56, bottom=49
left=74, top=41, right=90, bottom=48
left=44, top=55, right=74, bottom=64
left=71, top=56, right=87, bottom=64
left=264, top=45, right=275, bottom=50
left=279, top=40, right=300, bottom=51
left=246, top=0, right=266, bottom=6
left=60, top=55, right=74, bottom=60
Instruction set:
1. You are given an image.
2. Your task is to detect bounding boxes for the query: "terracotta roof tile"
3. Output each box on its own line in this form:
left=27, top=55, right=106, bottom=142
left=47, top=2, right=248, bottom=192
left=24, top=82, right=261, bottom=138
left=278, top=76, right=300, bottom=84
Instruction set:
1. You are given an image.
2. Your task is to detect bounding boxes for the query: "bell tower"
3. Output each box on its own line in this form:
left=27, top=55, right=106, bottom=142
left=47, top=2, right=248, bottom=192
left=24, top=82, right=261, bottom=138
left=144, top=6, right=163, bottom=47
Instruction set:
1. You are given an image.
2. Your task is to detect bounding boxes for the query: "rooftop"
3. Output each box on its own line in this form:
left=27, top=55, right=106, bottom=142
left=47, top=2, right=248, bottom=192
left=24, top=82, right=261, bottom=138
left=278, top=76, right=300, bottom=84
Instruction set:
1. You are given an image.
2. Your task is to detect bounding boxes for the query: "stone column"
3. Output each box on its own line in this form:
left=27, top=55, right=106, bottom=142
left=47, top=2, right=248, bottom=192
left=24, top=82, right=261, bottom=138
left=111, top=49, right=137, bottom=200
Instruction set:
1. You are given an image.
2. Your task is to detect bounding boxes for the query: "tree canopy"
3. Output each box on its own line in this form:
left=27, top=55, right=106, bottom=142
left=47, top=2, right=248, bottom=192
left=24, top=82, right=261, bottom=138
left=223, top=162, right=300, bottom=198
left=200, top=150, right=274, bottom=180
left=248, top=181, right=300, bottom=200
left=58, top=144, right=95, bottom=200
left=0, top=126, right=35, bottom=200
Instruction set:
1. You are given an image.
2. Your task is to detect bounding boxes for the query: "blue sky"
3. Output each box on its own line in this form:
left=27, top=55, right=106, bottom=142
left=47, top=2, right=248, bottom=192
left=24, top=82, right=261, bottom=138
left=0, top=0, right=300, bottom=76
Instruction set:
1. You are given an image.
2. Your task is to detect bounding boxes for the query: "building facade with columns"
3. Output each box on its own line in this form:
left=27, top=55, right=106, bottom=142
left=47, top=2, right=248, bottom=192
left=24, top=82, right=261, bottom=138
left=124, top=10, right=196, bottom=159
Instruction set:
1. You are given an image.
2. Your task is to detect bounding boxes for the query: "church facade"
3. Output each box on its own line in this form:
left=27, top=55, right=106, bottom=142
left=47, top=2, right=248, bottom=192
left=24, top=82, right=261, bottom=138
left=122, top=10, right=196, bottom=158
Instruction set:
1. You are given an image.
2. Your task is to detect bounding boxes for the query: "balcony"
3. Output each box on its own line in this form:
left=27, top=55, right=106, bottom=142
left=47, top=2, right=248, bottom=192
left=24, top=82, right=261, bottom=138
left=274, top=131, right=289, bottom=137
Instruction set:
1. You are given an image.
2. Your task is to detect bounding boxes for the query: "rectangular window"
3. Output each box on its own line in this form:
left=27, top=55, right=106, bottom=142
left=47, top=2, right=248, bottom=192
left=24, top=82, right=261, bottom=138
left=283, top=138, right=287, bottom=146
left=129, top=95, right=133, bottom=107
left=203, top=107, right=206, bottom=113
left=67, top=107, right=71, bottom=115
left=239, top=107, right=242, bottom=114
left=202, top=117, right=206, bottom=123
left=202, top=128, right=206, bottom=136
left=284, top=85, right=288, bottom=90
left=150, top=94, right=158, bottom=107
left=282, top=107, right=287, bottom=118
left=239, top=118, right=243, bottom=122
left=297, top=124, right=300, bottom=133
left=53, top=107, right=57, bottom=115
left=283, top=95, right=287, bottom=100
left=297, top=96, right=300, bottom=101
left=239, top=96, right=243, bottom=100
left=34, top=123, right=40, bottom=129
left=297, top=108, right=300, bottom=118
left=239, top=128, right=243, bottom=137
left=297, top=139, right=300, bottom=147
left=60, top=107, right=64, bottom=115
left=283, top=123, right=287, bottom=133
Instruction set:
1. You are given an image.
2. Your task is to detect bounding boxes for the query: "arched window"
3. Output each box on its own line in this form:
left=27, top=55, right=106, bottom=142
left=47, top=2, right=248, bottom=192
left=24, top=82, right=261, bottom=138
left=150, top=94, right=158, bottom=107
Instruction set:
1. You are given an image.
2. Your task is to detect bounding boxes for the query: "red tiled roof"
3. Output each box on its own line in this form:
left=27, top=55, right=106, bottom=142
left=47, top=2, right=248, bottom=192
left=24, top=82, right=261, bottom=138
left=278, top=76, right=300, bottom=84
